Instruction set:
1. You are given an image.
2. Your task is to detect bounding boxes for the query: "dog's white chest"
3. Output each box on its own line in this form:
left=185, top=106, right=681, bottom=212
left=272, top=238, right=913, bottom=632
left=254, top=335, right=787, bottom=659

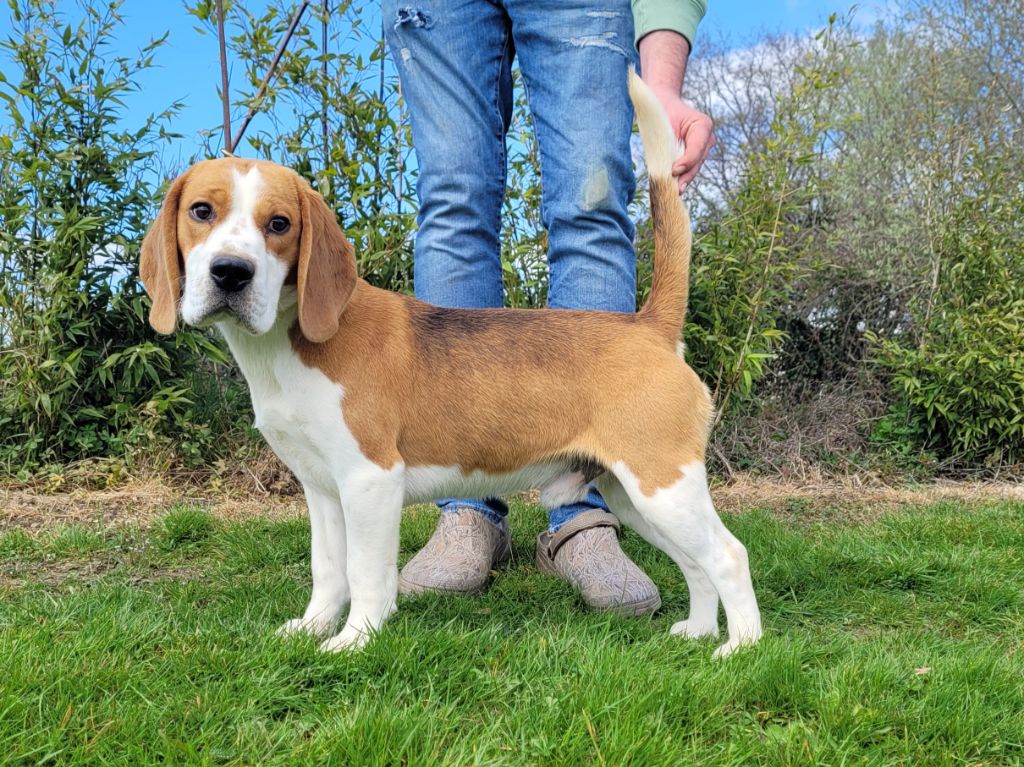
left=218, top=319, right=356, bottom=492
left=256, top=395, right=328, bottom=481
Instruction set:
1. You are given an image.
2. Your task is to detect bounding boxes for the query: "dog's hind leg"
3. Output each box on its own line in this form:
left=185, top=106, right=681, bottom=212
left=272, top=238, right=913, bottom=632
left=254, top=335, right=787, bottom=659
left=277, top=482, right=350, bottom=638
left=597, top=473, right=720, bottom=640
left=604, top=461, right=761, bottom=657
left=320, top=465, right=403, bottom=652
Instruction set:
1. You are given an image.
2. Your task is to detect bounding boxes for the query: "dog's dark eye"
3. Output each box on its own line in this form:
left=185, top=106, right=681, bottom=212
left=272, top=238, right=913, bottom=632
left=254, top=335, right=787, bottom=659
left=190, top=202, right=213, bottom=222
left=268, top=216, right=290, bottom=235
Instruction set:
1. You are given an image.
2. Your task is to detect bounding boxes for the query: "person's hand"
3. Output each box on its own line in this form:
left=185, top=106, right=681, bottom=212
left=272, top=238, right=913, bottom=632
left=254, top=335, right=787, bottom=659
left=651, top=86, right=715, bottom=194
left=638, top=30, right=713, bottom=193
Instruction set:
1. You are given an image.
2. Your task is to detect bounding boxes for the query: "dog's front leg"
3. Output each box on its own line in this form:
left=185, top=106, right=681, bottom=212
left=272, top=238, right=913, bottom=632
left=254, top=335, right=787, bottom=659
left=319, top=465, right=403, bottom=652
left=278, top=482, right=349, bottom=638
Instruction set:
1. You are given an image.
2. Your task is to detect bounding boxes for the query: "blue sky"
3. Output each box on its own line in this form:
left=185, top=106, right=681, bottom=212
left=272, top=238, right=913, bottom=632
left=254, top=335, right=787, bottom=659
left=1, top=0, right=875, bottom=160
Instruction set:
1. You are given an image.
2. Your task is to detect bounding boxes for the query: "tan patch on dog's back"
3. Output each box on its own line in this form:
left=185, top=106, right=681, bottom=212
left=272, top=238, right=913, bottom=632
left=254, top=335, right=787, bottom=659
left=290, top=281, right=711, bottom=495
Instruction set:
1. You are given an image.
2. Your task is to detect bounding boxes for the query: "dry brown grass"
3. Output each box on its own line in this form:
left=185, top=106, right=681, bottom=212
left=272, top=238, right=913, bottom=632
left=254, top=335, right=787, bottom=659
left=3, top=471, right=1022, bottom=533
left=710, top=382, right=889, bottom=480
left=710, top=474, right=1024, bottom=524
left=0, top=478, right=306, bottom=532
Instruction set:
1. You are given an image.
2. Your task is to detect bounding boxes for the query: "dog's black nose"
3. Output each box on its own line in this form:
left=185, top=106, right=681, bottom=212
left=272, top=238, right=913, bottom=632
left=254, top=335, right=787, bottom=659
left=210, top=256, right=255, bottom=293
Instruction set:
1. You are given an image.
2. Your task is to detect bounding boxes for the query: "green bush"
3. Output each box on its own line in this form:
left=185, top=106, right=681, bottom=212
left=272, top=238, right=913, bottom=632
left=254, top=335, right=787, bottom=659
left=872, top=167, right=1024, bottom=465
left=674, top=19, right=849, bottom=422
left=2, top=0, right=1021, bottom=480
left=0, top=0, right=250, bottom=472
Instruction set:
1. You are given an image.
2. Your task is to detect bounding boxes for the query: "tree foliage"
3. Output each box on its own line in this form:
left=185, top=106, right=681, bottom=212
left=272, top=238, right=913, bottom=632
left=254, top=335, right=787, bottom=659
left=0, top=0, right=238, bottom=473
left=684, top=2, right=1023, bottom=471
left=1, top=0, right=1022, bottom=478
left=872, top=164, right=1024, bottom=465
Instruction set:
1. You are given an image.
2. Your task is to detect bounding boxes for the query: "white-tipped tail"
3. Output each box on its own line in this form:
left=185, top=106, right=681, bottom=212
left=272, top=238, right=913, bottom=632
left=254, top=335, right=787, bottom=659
left=628, top=68, right=694, bottom=345
left=628, top=69, right=683, bottom=180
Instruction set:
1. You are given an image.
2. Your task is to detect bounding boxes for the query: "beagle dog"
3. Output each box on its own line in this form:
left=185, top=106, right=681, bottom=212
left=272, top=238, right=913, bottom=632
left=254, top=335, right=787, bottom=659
left=140, top=72, right=762, bottom=658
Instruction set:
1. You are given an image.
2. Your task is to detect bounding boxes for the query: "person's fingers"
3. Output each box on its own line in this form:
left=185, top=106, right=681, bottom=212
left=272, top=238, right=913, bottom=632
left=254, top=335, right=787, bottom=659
left=648, top=98, right=715, bottom=194
left=678, top=135, right=715, bottom=187
left=672, top=117, right=713, bottom=178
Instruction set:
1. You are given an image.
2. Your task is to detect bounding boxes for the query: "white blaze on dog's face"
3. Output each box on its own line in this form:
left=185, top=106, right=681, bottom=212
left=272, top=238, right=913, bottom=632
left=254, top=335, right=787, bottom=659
left=178, top=163, right=293, bottom=333
left=139, top=158, right=358, bottom=343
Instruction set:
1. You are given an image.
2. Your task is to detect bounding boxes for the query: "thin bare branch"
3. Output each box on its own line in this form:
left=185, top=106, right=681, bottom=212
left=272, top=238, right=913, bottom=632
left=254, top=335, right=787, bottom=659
left=216, top=0, right=232, bottom=153
left=228, top=1, right=312, bottom=154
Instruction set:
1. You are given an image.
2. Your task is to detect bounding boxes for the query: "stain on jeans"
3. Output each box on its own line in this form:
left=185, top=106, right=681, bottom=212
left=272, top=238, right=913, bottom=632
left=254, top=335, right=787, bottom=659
left=582, top=165, right=612, bottom=211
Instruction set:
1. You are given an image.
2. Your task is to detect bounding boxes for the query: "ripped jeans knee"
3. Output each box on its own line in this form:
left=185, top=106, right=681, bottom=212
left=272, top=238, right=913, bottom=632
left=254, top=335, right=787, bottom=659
left=392, top=5, right=433, bottom=30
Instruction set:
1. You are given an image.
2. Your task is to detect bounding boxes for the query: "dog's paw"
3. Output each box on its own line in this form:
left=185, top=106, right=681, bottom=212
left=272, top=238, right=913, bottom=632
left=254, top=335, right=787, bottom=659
left=318, top=624, right=371, bottom=653
left=711, top=634, right=760, bottom=659
left=670, top=619, right=719, bottom=640
left=276, top=615, right=336, bottom=639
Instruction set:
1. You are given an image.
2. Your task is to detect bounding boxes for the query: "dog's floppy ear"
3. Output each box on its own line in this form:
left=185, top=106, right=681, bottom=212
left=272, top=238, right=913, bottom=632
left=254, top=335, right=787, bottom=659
left=140, top=169, right=190, bottom=334
left=295, top=178, right=358, bottom=343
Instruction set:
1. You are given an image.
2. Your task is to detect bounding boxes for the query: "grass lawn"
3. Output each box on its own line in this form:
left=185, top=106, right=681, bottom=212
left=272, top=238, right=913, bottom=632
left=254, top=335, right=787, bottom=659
left=1, top=495, right=1022, bottom=765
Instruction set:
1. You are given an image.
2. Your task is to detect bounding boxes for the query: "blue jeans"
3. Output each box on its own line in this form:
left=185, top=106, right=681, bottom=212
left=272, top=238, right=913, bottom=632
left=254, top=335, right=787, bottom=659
left=384, top=0, right=637, bottom=531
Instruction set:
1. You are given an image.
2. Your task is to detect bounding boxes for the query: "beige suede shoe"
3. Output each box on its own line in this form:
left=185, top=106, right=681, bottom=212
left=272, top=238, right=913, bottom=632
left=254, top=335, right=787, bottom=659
left=399, top=508, right=511, bottom=596
left=536, top=510, right=661, bottom=616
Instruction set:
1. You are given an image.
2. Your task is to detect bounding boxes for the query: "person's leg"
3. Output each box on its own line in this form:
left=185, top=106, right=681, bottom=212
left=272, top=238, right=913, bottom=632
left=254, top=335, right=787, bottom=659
left=508, top=0, right=659, bottom=615
left=509, top=0, right=638, bottom=531
left=384, top=0, right=514, bottom=309
left=384, top=0, right=514, bottom=594
left=510, top=0, right=638, bottom=316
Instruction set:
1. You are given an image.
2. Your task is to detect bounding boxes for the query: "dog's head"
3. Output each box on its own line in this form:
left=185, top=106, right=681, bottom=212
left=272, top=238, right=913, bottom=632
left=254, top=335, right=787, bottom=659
left=140, top=158, right=357, bottom=342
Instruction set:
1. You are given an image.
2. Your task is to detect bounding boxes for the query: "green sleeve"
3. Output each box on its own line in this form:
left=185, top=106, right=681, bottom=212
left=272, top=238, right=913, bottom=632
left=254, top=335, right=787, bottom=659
left=632, top=0, right=708, bottom=48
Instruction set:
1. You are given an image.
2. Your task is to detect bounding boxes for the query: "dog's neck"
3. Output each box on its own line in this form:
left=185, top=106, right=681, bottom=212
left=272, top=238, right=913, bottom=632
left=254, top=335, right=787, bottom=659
left=216, top=287, right=298, bottom=389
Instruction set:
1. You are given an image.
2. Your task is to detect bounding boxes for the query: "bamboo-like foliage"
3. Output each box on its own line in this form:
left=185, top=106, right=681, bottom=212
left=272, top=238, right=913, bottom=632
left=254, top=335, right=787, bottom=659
left=0, top=0, right=243, bottom=474
left=1, top=0, right=1021, bottom=477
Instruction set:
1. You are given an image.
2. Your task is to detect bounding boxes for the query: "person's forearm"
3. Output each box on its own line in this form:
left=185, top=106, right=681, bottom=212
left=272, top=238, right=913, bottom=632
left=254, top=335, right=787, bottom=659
left=638, top=30, right=690, bottom=98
